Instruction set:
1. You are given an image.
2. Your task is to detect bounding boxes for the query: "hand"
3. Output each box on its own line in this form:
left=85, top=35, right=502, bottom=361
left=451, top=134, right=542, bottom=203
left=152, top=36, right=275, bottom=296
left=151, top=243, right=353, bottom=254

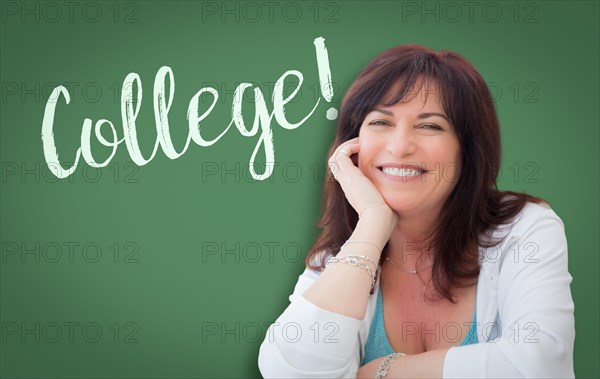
left=356, top=355, right=404, bottom=379
left=328, top=138, right=396, bottom=222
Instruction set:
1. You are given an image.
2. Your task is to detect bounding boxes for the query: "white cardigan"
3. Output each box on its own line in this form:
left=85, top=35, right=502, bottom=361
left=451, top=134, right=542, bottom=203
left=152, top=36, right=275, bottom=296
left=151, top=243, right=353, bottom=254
left=258, top=202, right=575, bottom=378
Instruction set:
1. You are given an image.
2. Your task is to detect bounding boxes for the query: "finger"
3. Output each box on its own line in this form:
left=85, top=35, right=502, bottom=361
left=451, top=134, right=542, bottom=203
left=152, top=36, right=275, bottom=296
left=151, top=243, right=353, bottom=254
left=335, top=142, right=361, bottom=176
left=340, top=141, right=360, bottom=156
left=328, top=140, right=356, bottom=168
left=331, top=141, right=359, bottom=163
left=337, top=138, right=359, bottom=152
left=329, top=142, right=357, bottom=176
left=329, top=140, right=360, bottom=182
left=338, top=143, right=359, bottom=157
left=329, top=139, right=360, bottom=180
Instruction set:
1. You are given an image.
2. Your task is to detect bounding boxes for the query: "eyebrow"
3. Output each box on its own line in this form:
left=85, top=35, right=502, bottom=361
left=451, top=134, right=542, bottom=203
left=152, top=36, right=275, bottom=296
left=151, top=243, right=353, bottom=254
left=372, top=108, right=451, bottom=124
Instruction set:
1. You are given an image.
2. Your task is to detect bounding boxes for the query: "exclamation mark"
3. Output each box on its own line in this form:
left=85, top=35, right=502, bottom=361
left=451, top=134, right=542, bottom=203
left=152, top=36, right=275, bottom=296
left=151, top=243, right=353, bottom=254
left=313, top=36, right=338, bottom=120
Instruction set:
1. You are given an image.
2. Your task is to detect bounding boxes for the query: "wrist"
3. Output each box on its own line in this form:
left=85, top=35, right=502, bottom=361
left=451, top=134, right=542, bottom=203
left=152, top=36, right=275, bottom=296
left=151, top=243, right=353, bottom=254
left=361, top=205, right=397, bottom=226
left=376, top=352, right=406, bottom=379
left=359, top=203, right=393, bottom=219
left=357, top=207, right=397, bottom=240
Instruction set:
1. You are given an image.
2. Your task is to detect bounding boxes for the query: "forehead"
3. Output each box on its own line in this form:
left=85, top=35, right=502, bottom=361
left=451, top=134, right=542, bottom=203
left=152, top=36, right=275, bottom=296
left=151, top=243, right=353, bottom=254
left=381, top=77, right=444, bottom=105
left=373, top=78, right=446, bottom=115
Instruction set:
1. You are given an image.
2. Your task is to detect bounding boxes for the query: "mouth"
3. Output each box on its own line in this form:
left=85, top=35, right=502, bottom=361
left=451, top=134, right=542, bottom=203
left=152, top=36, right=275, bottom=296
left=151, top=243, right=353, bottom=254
left=377, top=165, right=428, bottom=178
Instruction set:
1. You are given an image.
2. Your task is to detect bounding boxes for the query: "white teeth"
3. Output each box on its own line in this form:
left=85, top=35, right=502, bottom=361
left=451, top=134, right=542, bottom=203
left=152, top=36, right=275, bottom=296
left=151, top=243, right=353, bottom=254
left=381, top=167, right=422, bottom=176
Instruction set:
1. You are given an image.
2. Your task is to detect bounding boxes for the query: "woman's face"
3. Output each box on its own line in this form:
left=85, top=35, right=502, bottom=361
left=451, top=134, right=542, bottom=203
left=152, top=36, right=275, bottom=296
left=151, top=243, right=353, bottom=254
left=357, top=80, right=461, bottom=218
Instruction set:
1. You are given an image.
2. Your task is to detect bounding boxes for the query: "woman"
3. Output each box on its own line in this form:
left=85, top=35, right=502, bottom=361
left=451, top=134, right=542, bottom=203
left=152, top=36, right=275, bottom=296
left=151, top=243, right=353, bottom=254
left=258, top=45, right=575, bottom=378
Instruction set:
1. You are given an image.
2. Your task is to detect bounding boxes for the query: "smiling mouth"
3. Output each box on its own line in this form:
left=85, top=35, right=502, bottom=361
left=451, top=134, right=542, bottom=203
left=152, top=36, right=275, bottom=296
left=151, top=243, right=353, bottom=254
left=377, top=166, right=428, bottom=177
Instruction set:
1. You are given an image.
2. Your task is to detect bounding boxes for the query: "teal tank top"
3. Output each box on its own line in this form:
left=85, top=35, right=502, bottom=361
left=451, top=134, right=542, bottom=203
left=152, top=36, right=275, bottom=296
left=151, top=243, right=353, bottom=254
left=363, top=287, right=478, bottom=365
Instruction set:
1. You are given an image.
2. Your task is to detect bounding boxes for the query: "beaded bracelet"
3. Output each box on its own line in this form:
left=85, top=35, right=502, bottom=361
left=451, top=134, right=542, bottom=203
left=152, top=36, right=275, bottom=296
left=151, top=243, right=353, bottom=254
left=324, top=255, right=376, bottom=289
left=375, top=352, right=406, bottom=379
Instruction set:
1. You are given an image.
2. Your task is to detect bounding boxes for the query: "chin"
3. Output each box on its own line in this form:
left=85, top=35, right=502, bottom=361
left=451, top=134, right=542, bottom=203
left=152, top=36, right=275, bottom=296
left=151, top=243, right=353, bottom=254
left=380, top=193, right=419, bottom=215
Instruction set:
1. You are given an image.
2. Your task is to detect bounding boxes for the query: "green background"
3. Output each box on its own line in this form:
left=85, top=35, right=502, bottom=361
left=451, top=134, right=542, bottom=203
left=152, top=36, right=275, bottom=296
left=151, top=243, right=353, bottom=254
left=1, top=0, right=598, bottom=377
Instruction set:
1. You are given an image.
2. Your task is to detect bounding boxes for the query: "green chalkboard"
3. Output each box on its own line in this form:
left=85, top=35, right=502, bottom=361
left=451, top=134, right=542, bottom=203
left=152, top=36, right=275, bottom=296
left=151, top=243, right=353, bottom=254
left=1, top=0, right=598, bottom=377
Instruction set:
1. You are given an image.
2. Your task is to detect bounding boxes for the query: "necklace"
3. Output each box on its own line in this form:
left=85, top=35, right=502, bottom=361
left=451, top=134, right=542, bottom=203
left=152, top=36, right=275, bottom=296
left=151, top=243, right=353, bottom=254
left=385, top=257, right=433, bottom=274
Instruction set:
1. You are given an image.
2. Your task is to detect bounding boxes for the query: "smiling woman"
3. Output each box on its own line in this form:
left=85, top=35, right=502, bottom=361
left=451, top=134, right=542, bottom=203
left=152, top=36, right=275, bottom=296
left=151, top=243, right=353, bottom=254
left=258, top=45, right=575, bottom=378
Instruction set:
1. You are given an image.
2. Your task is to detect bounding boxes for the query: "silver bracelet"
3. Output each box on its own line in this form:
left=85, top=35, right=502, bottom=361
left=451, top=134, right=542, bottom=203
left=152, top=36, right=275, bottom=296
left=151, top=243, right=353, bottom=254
left=375, top=352, right=406, bottom=379
left=342, top=239, right=383, bottom=252
left=344, top=254, right=378, bottom=269
left=325, top=256, right=376, bottom=289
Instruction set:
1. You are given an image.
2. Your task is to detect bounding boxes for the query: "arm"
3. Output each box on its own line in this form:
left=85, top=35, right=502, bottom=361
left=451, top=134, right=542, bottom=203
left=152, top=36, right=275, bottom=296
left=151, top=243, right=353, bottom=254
left=303, top=209, right=396, bottom=320
left=302, top=137, right=397, bottom=320
left=357, top=349, right=449, bottom=378
left=444, top=207, right=575, bottom=378
left=257, top=287, right=364, bottom=378
left=258, top=210, right=394, bottom=378
left=258, top=138, right=398, bottom=377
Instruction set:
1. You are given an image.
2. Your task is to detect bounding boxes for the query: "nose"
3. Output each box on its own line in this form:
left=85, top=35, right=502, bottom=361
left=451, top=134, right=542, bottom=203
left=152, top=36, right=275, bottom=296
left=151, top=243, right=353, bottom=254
left=386, top=124, right=416, bottom=157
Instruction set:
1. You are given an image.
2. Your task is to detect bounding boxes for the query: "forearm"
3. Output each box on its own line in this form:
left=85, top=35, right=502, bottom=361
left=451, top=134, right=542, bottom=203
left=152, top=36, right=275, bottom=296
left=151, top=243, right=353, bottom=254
left=357, top=349, right=449, bottom=379
left=303, top=209, right=395, bottom=320
left=401, top=349, right=447, bottom=378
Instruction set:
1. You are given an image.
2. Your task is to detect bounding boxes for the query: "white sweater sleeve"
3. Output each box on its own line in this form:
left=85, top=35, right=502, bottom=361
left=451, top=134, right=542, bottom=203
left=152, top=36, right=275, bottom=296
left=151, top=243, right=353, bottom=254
left=258, top=267, right=363, bottom=378
left=444, top=206, right=575, bottom=378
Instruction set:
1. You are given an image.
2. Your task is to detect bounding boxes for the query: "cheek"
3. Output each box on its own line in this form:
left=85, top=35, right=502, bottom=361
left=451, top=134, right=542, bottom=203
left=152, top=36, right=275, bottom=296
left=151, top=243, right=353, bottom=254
left=357, top=140, right=376, bottom=170
left=444, top=163, right=460, bottom=183
left=357, top=145, right=367, bottom=170
left=439, top=145, right=461, bottom=184
left=357, top=129, right=366, bottom=168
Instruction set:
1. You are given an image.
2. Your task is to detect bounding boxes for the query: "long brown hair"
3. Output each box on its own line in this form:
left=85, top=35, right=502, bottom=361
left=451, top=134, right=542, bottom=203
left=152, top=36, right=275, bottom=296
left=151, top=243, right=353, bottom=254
left=306, top=44, right=546, bottom=302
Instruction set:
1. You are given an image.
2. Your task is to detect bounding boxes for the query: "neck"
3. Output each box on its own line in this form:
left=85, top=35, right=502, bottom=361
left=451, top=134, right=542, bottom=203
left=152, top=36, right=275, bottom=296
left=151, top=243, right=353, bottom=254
left=385, top=210, right=438, bottom=274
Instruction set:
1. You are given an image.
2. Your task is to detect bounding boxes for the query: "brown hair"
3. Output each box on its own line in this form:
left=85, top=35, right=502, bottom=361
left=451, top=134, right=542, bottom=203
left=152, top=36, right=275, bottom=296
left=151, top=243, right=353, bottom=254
left=306, top=44, right=546, bottom=302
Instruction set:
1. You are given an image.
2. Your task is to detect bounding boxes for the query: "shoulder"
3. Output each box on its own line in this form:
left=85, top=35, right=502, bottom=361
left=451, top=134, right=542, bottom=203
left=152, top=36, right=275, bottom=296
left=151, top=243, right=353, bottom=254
left=486, top=199, right=564, bottom=243
left=506, top=200, right=564, bottom=236
left=479, top=200, right=568, bottom=271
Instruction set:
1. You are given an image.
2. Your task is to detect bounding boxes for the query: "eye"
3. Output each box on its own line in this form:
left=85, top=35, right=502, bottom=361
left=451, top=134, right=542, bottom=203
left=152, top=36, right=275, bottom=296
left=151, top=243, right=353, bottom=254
left=368, top=120, right=392, bottom=127
left=419, top=124, right=443, bottom=130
